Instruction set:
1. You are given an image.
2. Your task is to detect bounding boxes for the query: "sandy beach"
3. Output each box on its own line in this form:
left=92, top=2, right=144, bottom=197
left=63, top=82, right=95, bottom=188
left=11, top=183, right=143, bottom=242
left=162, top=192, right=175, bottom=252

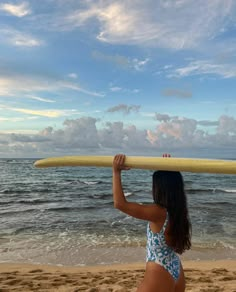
left=0, top=260, right=235, bottom=291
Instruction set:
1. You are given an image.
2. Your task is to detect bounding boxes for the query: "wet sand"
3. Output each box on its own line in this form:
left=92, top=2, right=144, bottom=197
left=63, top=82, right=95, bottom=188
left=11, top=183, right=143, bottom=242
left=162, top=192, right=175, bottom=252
left=0, top=260, right=235, bottom=291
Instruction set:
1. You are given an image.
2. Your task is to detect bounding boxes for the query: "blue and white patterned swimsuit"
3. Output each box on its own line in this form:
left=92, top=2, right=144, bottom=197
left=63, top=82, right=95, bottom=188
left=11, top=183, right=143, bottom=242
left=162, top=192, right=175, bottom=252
left=146, top=212, right=180, bottom=281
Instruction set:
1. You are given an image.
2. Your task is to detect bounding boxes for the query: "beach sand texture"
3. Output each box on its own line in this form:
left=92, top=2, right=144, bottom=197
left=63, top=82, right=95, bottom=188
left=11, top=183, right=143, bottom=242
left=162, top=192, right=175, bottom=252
left=0, top=261, right=235, bottom=292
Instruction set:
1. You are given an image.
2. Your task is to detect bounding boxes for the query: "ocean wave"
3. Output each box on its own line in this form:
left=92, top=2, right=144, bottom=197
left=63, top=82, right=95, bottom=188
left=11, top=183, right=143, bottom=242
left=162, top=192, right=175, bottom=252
left=83, top=181, right=100, bottom=185
left=13, top=226, right=35, bottom=235
left=222, top=189, right=236, bottom=193
left=124, top=192, right=133, bottom=197
left=77, top=179, right=103, bottom=185
left=45, top=206, right=95, bottom=212
left=0, top=200, right=12, bottom=205
left=0, top=188, right=51, bottom=194
left=204, top=201, right=235, bottom=206
left=91, top=193, right=111, bottom=200
left=0, top=208, right=37, bottom=216
left=186, top=187, right=236, bottom=194
left=192, top=240, right=236, bottom=250
left=17, top=199, right=72, bottom=205
left=2, top=159, right=33, bottom=164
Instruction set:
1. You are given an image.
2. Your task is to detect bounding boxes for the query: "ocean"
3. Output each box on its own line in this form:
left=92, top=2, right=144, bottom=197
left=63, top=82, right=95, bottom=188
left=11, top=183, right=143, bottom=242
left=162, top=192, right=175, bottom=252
left=0, top=159, right=235, bottom=266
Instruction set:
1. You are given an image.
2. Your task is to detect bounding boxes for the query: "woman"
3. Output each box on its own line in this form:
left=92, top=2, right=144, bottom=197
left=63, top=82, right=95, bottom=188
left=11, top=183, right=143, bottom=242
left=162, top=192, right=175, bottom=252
left=112, top=154, right=191, bottom=292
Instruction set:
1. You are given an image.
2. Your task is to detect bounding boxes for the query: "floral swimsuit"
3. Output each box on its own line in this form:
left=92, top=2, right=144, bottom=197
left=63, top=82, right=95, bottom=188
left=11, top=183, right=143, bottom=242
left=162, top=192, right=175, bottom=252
left=146, top=212, right=180, bottom=281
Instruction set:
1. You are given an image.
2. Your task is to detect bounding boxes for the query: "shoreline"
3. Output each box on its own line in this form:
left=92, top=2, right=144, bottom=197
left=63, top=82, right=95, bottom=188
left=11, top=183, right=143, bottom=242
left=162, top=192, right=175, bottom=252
left=1, top=245, right=235, bottom=268
left=0, top=260, right=235, bottom=291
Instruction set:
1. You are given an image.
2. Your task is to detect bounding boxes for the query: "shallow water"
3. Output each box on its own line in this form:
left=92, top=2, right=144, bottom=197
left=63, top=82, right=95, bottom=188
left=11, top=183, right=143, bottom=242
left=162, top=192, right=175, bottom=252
left=0, top=159, right=235, bottom=265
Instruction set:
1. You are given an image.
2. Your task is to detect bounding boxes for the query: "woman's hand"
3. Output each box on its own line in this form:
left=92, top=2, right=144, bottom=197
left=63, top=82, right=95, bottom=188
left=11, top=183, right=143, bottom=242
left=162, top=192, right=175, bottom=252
left=162, top=153, right=171, bottom=157
left=113, top=154, right=130, bottom=173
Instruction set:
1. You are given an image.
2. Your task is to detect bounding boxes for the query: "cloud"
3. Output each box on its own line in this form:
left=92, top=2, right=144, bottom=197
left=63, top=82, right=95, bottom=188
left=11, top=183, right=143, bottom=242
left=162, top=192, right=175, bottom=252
left=0, top=115, right=235, bottom=158
left=147, top=115, right=236, bottom=150
left=39, top=117, right=100, bottom=149
left=27, top=95, right=55, bottom=103
left=0, top=116, right=37, bottom=122
left=109, top=85, right=140, bottom=94
left=170, top=60, right=236, bottom=79
left=107, top=104, right=141, bottom=115
left=63, top=81, right=104, bottom=97
left=92, top=50, right=149, bottom=72
left=0, top=1, right=31, bottom=17
left=2, top=1, right=234, bottom=53
left=98, top=122, right=149, bottom=149
left=8, top=107, right=76, bottom=118
left=10, top=133, right=49, bottom=143
left=148, top=117, right=198, bottom=144
left=198, top=120, right=219, bottom=127
left=68, top=73, right=78, bottom=79
left=132, top=58, right=150, bottom=71
left=110, top=86, right=122, bottom=92
left=0, top=73, right=104, bottom=98
left=61, top=0, right=235, bottom=49
left=154, top=114, right=219, bottom=127
left=155, top=113, right=172, bottom=122
left=0, top=104, right=80, bottom=118
left=0, top=138, right=8, bottom=145
left=217, top=115, right=236, bottom=135
left=0, top=27, right=43, bottom=47
left=92, top=50, right=130, bottom=69
left=161, top=88, right=192, bottom=98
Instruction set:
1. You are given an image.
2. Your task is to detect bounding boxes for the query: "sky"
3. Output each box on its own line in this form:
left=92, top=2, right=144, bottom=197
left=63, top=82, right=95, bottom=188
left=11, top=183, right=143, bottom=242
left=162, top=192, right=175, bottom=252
left=0, top=0, right=236, bottom=158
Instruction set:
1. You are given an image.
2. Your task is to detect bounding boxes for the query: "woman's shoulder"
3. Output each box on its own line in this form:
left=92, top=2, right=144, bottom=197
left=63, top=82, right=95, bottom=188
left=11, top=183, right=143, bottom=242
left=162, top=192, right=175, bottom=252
left=148, top=204, right=167, bottom=221
left=150, top=203, right=166, bottom=213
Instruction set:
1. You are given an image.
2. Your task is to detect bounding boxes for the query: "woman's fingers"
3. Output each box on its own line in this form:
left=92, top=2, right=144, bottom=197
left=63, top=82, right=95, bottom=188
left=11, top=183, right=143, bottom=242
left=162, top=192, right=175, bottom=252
left=162, top=153, right=171, bottom=157
left=113, top=154, right=130, bottom=171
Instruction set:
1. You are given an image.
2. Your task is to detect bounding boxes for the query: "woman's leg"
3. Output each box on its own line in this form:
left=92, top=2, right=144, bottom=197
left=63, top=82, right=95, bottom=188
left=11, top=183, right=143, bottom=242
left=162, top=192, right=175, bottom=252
left=137, top=262, right=175, bottom=292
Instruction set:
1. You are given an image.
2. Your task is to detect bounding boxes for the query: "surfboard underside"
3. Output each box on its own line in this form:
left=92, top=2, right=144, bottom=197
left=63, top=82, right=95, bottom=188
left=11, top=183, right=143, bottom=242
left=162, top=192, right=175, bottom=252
left=34, top=156, right=236, bottom=174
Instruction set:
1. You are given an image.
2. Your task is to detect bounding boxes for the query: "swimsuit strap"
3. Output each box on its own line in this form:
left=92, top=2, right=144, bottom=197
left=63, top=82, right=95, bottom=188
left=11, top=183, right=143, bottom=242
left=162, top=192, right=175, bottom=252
left=160, top=212, right=168, bottom=234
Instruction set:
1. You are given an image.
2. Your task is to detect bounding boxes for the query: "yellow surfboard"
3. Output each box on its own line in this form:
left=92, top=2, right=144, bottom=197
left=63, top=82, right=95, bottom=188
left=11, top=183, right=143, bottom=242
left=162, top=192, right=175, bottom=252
left=34, top=156, right=236, bottom=174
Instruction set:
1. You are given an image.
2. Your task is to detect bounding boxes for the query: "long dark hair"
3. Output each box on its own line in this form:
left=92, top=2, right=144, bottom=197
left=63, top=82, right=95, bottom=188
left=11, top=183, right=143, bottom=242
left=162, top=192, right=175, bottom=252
left=152, top=171, right=191, bottom=254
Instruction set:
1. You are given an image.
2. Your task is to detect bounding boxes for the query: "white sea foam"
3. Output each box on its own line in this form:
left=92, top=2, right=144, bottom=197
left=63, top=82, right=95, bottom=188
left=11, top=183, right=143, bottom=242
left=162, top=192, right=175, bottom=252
left=83, top=181, right=98, bottom=185
left=224, top=189, right=236, bottom=193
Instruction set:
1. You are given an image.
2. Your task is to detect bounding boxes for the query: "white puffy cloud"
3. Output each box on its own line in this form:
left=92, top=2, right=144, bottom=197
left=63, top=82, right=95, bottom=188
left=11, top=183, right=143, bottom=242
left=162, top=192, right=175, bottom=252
left=0, top=115, right=235, bottom=158
left=147, top=117, right=198, bottom=148
left=217, top=115, right=236, bottom=135
left=39, top=117, right=99, bottom=149
left=148, top=115, right=236, bottom=150
left=0, top=2, right=31, bottom=17
left=98, top=122, right=126, bottom=149
left=60, top=0, right=235, bottom=49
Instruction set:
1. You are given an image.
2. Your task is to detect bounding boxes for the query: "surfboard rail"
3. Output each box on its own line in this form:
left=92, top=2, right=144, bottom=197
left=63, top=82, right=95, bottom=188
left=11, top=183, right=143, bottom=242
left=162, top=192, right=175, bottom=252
left=34, top=156, right=236, bottom=174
